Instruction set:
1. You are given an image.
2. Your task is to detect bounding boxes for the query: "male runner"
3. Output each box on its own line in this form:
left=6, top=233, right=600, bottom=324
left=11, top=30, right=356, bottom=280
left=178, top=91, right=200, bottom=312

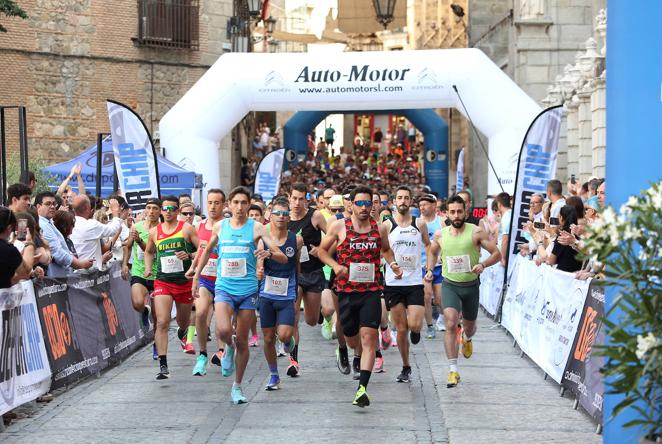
left=144, top=196, right=199, bottom=380
left=430, top=195, right=501, bottom=388
left=192, top=186, right=287, bottom=404
left=255, top=197, right=302, bottom=390
left=287, top=182, right=328, bottom=376
left=122, top=198, right=160, bottom=359
left=383, top=186, right=434, bottom=383
left=247, top=204, right=266, bottom=347
left=188, top=189, right=225, bottom=376
left=319, top=185, right=401, bottom=407
left=419, top=194, right=445, bottom=337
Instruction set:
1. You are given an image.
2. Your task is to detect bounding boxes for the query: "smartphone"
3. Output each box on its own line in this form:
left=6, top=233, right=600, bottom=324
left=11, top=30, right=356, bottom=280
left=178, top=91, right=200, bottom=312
left=570, top=174, right=576, bottom=185
left=17, top=219, right=28, bottom=241
left=444, top=218, right=452, bottom=226
left=533, top=222, right=545, bottom=229
left=549, top=217, right=560, bottom=226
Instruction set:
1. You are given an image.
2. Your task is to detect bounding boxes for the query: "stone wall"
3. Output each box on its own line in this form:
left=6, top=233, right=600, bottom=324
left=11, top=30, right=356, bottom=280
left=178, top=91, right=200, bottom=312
left=0, top=0, right=234, bottom=189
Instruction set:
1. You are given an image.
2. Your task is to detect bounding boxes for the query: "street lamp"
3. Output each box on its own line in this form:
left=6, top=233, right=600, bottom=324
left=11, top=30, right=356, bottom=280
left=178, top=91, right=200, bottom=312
left=265, top=15, right=277, bottom=34
left=247, top=0, right=263, bottom=17
left=373, top=0, right=396, bottom=29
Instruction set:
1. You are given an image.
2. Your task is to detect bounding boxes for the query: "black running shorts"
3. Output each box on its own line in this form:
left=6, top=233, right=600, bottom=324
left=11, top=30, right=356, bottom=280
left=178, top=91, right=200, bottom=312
left=337, top=291, right=382, bottom=337
left=384, top=284, right=424, bottom=310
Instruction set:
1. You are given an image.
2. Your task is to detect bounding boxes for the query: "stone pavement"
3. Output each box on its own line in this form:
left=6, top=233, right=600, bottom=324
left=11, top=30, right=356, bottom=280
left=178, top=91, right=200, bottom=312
left=3, top=311, right=600, bottom=443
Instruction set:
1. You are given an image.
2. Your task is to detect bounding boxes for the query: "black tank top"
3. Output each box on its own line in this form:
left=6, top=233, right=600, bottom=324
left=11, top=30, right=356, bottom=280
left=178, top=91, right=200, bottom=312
left=288, top=208, right=323, bottom=273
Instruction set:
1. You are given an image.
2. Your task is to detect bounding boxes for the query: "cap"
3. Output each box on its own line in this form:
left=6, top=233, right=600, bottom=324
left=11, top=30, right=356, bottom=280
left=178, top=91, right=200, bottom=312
left=145, top=198, right=162, bottom=207
left=329, top=195, right=344, bottom=209
left=418, top=194, right=437, bottom=204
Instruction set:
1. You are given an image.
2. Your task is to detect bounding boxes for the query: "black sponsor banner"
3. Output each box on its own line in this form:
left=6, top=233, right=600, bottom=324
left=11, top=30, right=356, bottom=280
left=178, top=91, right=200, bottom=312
left=562, top=283, right=605, bottom=423
left=33, top=263, right=152, bottom=389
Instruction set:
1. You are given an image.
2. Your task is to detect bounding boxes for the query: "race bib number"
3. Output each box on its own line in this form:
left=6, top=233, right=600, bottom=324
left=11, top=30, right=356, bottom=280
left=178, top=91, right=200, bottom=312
left=300, top=246, right=310, bottom=263
left=349, top=263, right=375, bottom=283
left=398, top=254, right=418, bottom=272
left=201, top=258, right=217, bottom=276
left=221, top=258, right=246, bottom=278
left=161, top=256, right=183, bottom=274
left=265, top=276, right=289, bottom=296
left=447, top=255, right=471, bottom=274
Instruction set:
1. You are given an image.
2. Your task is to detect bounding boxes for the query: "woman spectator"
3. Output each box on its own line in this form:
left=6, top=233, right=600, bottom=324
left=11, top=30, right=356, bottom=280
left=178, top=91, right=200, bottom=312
left=546, top=205, right=583, bottom=272
left=14, top=212, right=50, bottom=276
left=0, top=207, right=35, bottom=288
left=53, top=210, right=79, bottom=260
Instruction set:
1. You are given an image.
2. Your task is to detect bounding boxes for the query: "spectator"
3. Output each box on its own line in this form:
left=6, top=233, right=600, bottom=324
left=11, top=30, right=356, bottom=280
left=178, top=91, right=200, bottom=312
left=494, top=192, right=512, bottom=266
left=111, top=199, right=132, bottom=263
left=71, top=194, right=122, bottom=269
left=52, top=210, right=78, bottom=259
left=241, top=157, right=254, bottom=188
left=0, top=206, right=35, bottom=288
left=325, top=124, right=335, bottom=149
left=529, top=193, right=545, bottom=222
left=20, top=170, right=37, bottom=192
left=546, top=179, right=566, bottom=218
left=57, top=162, right=86, bottom=203
left=547, top=205, right=583, bottom=273
left=6, top=183, right=32, bottom=213
left=36, top=191, right=93, bottom=276
left=14, top=212, right=51, bottom=273
left=92, top=209, right=118, bottom=269
left=597, top=180, right=606, bottom=209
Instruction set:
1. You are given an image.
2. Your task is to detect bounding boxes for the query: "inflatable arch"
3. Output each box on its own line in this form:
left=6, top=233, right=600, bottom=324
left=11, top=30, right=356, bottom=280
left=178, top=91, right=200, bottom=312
left=283, top=109, right=449, bottom=197
left=160, top=49, right=541, bottom=195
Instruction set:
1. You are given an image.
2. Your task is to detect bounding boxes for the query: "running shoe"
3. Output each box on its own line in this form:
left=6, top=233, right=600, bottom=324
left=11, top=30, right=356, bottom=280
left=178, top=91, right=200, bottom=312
left=410, top=331, right=421, bottom=345
left=211, top=350, right=223, bottom=366
left=141, top=306, right=151, bottom=329
left=331, top=324, right=337, bottom=340
left=265, top=374, right=281, bottom=391
left=321, top=318, right=333, bottom=340
left=283, top=337, right=296, bottom=355
left=462, top=332, right=473, bottom=359
left=336, top=347, right=351, bottom=375
left=380, top=328, right=392, bottom=350
left=352, top=359, right=360, bottom=380
left=192, top=355, right=208, bottom=376
left=396, top=366, right=412, bottom=383
left=352, top=385, right=370, bottom=408
left=447, top=371, right=461, bottom=388
left=221, top=336, right=236, bottom=377
left=276, top=340, right=286, bottom=357
left=249, top=334, right=259, bottom=347
left=185, top=341, right=196, bottom=355
left=231, top=385, right=247, bottom=404
left=180, top=336, right=188, bottom=352
left=374, top=356, right=384, bottom=373
left=426, top=325, right=436, bottom=339
left=152, top=343, right=158, bottom=360
left=286, top=356, right=300, bottom=377
left=156, top=364, right=169, bottom=380
left=435, top=315, right=446, bottom=332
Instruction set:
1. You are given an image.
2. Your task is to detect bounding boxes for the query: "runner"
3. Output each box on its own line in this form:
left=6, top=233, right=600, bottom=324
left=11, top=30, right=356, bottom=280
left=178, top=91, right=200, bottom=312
left=319, top=185, right=401, bottom=407
left=319, top=187, right=338, bottom=341
left=419, top=194, right=445, bottom=337
left=255, top=197, right=302, bottom=391
left=144, top=196, right=199, bottom=380
left=287, top=182, right=328, bottom=377
left=383, top=186, right=434, bottom=382
left=188, top=189, right=226, bottom=376
left=247, top=203, right=266, bottom=348
left=122, top=198, right=160, bottom=359
left=430, top=195, right=501, bottom=388
left=191, top=186, right=287, bottom=404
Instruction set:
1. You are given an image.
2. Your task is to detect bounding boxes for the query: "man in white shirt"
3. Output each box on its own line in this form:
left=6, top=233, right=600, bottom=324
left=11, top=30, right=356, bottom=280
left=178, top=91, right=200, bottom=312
left=70, top=195, right=122, bottom=269
left=495, top=192, right=512, bottom=267
left=546, top=180, right=566, bottom=218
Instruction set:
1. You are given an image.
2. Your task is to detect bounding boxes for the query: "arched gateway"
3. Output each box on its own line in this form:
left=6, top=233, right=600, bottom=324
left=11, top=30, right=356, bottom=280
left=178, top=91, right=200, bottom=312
left=160, top=49, right=540, bottom=195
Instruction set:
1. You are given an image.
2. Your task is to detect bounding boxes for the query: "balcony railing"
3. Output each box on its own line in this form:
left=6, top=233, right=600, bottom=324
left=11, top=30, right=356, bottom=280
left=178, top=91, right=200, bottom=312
left=134, top=0, right=199, bottom=50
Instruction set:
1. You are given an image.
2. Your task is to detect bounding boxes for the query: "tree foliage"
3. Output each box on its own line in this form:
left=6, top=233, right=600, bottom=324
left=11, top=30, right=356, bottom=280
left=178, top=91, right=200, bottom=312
left=0, top=0, right=28, bottom=33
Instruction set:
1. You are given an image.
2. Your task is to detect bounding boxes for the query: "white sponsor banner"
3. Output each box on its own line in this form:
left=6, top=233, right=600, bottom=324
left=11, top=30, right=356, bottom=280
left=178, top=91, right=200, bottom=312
left=507, top=106, right=563, bottom=266
left=479, top=262, right=504, bottom=317
left=0, top=281, right=52, bottom=415
left=501, top=255, right=589, bottom=383
left=107, top=100, right=160, bottom=212
left=254, top=148, right=284, bottom=203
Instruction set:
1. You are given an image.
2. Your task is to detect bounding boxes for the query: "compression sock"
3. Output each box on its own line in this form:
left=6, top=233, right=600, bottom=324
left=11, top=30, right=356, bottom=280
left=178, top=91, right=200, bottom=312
left=269, top=363, right=278, bottom=376
left=353, top=355, right=361, bottom=370
left=186, top=326, right=196, bottom=343
left=200, top=350, right=207, bottom=357
left=177, top=328, right=186, bottom=340
left=359, top=370, right=372, bottom=388
left=159, top=355, right=168, bottom=367
left=375, top=350, right=382, bottom=358
left=449, top=358, right=458, bottom=373
left=290, top=345, right=299, bottom=362
left=410, top=331, right=421, bottom=344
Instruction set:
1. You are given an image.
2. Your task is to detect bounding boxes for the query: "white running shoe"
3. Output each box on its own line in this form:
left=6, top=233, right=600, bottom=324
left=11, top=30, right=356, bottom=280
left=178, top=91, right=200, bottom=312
left=436, top=315, right=446, bottom=332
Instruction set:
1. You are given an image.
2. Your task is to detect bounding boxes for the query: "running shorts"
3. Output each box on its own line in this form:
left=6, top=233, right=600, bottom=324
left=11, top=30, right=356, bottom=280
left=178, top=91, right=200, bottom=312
left=130, top=276, right=154, bottom=292
left=215, top=289, right=257, bottom=311
left=298, top=269, right=326, bottom=294
left=153, top=280, right=193, bottom=304
left=337, top=291, right=382, bottom=337
left=384, top=284, right=424, bottom=309
left=258, top=298, right=296, bottom=328
left=199, top=276, right=215, bottom=295
left=422, top=265, right=443, bottom=285
left=441, top=279, right=480, bottom=321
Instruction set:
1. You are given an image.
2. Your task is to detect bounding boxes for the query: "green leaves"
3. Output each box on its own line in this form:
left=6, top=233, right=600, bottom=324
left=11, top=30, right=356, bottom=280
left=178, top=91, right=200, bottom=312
left=0, top=0, right=28, bottom=33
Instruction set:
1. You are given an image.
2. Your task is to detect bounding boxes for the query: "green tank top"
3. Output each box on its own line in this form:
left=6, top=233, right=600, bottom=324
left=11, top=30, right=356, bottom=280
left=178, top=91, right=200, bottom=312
left=441, top=223, right=480, bottom=283
left=155, top=221, right=195, bottom=283
left=131, top=221, right=157, bottom=279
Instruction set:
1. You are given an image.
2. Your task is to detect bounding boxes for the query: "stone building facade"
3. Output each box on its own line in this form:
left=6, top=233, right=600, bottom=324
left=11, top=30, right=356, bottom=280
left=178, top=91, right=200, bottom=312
left=0, top=0, right=235, bottom=187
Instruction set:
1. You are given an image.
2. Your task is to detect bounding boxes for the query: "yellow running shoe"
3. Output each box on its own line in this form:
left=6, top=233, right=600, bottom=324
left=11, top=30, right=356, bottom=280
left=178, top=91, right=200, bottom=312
left=462, top=332, right=473, bottom=359
left=352, top=385, right=370, bottom=407
left=447, top=371, right=461, bottom=388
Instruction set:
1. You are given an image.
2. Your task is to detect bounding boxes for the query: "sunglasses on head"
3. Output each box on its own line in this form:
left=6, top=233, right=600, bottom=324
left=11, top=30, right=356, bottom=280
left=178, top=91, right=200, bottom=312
left=162, top=205, right=178, bottom=212
left=271, top=210, right=290, bottom=217
left=353, top=200, right=372, bottom=207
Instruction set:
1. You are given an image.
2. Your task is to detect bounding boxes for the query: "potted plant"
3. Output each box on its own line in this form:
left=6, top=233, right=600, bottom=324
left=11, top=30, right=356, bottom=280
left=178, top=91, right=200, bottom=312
left=582, top=180, right=661, bottom=443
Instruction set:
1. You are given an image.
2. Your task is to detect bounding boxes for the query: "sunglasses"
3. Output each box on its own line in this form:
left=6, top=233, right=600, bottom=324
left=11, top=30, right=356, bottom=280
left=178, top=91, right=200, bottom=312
left=271, top=210, right=290, bottom=217
left=381, top=200, right=389, bottom=206
left=331, top=208, right=343, bottom=213
left=162, top=205, right=178, bottom=212
left=181, top=211, right=194, bottom=216
left=353, top=200, right=372, bottom=207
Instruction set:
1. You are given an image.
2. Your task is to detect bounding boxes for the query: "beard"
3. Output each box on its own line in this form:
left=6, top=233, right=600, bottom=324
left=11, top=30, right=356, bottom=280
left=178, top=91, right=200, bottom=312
left=397, top=205, right=408, bottom=215
left=451, top=219, right=464, bottom=229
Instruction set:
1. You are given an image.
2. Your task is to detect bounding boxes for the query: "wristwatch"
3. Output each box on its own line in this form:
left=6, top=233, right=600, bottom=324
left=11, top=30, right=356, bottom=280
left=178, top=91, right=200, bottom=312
left=389, top=261, right=398, bottom=267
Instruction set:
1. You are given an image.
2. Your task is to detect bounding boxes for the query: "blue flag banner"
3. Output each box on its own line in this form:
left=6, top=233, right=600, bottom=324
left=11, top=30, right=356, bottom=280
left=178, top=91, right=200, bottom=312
left=456, top=147, right=465, bottom=192
left=106, top=100, right=160, bottom=211
left=254, top=148, right=284, bottom=203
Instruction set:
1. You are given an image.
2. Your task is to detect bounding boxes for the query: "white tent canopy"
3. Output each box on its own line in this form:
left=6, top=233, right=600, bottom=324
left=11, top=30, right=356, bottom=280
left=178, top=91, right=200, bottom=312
left=160, top=48, right=540, bottom=195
